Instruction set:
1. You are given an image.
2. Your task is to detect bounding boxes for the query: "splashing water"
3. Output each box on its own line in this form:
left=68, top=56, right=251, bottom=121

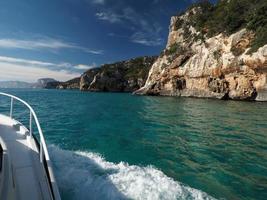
left=2, top=90, right=266, bottom=199
left=49, top=146, right=215, bottom=200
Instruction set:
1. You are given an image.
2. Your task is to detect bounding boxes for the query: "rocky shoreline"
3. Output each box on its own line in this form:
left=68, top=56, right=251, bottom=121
left=53, top=56, right=157, bottom=92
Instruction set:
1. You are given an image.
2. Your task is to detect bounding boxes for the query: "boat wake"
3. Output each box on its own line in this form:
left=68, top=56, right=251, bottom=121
left=49, top=146, right=215, bottom=200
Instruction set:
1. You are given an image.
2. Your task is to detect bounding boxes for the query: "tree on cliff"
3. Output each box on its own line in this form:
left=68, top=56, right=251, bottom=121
left=188, top=0, right=267, bottom=52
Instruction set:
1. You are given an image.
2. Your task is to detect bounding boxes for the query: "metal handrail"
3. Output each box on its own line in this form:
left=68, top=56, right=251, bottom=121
left=0, top=92, right=61, bottom=200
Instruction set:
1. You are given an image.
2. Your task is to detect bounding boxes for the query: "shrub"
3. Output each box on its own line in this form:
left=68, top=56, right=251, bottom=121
left=249, top=26, right=267, bottom=53
left=231, top=46, right=245, bottom=56
left=213, top=50, right=222, bottom=60
left=247, top=2, right=267, bottom=53
left=166, top=43, right=179, bottom=55
left=174, top=18, right=184, bottom=31
left=185, top=0, right=267, bottom=53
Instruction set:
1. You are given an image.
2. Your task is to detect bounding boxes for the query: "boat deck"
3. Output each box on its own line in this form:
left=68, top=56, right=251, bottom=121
left=0, top=114, right=53, bottom=200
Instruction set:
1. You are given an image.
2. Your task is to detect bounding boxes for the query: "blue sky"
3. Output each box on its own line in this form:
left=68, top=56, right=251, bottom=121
left=0, top=0, right=211, bottom=82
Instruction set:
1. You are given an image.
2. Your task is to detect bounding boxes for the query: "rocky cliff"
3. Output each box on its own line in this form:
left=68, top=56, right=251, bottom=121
left=79, top=56, right=157, bottom=92
left=135, top=0, right=267, bottom=101
left=57, top=77, right=80, bottom=89
left=33, top=78, right=59, bottom=89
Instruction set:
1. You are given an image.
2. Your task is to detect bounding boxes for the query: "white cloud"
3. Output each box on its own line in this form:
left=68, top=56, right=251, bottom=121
left=0, top=63, right=80, bottom=82
left=131, top=32, right=163, bottom=46
left=0, top=56, right=71, bottom=69
left=0, top=38, right=103, bottom=54
left=96, top=12, right=121, bottom=23
left=92, top=0, right=105, bottom=5
left=95, top=7, right=163, bottom=46
left=85, top=49, right=103, bottom=54
left=74, top=63, right=97, bottom=70
left=0, top=55, right=97, bottom=82
left=0, top=56, right=55, bottom=67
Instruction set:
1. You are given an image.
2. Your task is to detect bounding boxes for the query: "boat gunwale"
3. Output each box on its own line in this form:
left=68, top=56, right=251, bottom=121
left=0, top=92, right=61, bottom=200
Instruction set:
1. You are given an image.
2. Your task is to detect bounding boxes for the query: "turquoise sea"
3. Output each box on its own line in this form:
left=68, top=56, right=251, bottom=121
left=0, top=89, right=266, bottom=200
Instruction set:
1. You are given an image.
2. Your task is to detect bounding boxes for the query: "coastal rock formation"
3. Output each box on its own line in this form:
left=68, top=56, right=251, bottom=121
left=80, top=68, right=101, bottom=91
left=57, top=77, right=80, bottom=90
left=79, top=56, right=157, bottom=92
left=135, top=0, right=267, bottom=101
left=33, top=78, right=60, bottom=89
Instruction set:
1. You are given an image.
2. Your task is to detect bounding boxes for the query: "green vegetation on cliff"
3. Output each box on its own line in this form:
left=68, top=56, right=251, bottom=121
left=80, top=56, right=157, bottom=92
left=99, top=56, right=156, bottom=80
left=185, top=0, right=267, bottom=53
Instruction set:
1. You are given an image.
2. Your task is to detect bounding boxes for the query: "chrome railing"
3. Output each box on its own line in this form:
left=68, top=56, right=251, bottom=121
left=0, top=92, right=61, bottom=200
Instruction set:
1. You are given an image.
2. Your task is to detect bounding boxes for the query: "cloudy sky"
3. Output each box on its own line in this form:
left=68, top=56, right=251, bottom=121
left=0, top=0, right=215, bottom=82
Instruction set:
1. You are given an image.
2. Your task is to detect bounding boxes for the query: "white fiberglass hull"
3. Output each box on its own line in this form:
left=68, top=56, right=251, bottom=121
left=0, top=114, right=55, bottom=200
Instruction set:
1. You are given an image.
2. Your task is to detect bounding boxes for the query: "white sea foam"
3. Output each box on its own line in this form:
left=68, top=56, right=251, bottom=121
left=49, top=146, right=216, bottom=200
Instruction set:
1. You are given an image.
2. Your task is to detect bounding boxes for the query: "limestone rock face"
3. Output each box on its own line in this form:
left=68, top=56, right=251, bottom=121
left=79, top=56, right=157, bottom=92
left=80, top=69, right=101, bottom=91
left=57, top=77, right=81, bottom=90
left=33, top=78, right=59, bottom=89
left=135, top=10, right=267, bottom=101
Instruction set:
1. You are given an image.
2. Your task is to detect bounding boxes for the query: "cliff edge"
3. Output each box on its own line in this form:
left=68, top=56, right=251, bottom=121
left=135, top=0, right=267, bottom=101
left=79, top=56, right=157, bottom=92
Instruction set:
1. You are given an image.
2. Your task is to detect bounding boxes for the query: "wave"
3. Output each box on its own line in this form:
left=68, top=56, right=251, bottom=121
left=49, top=146, right=216, bottom=200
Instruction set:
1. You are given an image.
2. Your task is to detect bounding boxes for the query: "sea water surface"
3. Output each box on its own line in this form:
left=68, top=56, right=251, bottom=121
left=0, top=89, right=266, bottom=200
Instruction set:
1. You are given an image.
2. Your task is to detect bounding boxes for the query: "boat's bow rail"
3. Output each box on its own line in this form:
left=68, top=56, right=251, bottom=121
left=0, top=92, right=61, bottom=200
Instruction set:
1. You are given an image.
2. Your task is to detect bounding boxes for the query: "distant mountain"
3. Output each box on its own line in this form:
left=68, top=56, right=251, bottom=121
left=0, top=78, right=61, bottom=89
left=0, top=81, right=33, bottom=88
left=32, top=78, right=59, bottom=89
